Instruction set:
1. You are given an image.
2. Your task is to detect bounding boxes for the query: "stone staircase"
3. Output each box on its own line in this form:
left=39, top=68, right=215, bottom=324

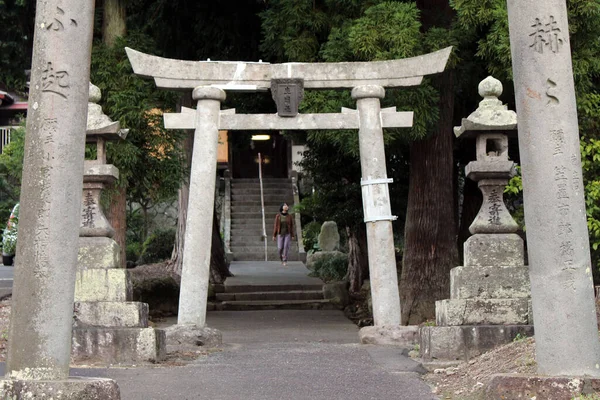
left=214, top=282, right=337, bottom=311
left=230, top=178, right=300, bottom=261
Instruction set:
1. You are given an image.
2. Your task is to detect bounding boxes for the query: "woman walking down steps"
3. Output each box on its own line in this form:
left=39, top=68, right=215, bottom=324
left=272, top=203, right=295, bottom=266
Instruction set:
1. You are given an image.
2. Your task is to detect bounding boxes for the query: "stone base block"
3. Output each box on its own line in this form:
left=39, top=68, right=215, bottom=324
left=464, top=234, right=523, bottom=267
left=164, top=324, right=222, bottom=351
left=358, top=325, right=419, bottom=347
left=75, top=269, right=132, bottom=302
left=73, top=301, right=149, bottom=328
left=72, top=327, right=166, bottom=364
left=420, top=325, right=534, bottom=361
left=436, top=298, right=530, bottom=326
left=322, top=281, right=350, bottom=307
left=0, top=377, right=120, bottom=399
left=450, top=265, right=530, bottom=300
left=79, top=237, right=120, bottom=270
left=485, top=374, right=600, bottom=400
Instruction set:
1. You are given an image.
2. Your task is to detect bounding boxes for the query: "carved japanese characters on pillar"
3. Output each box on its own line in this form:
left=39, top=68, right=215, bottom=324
left=529, top=16, right=564, bottom=54
left=271, top=79, right=304, bottom=117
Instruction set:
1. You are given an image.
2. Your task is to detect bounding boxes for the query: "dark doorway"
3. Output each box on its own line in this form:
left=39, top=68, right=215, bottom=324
left=230, top=132, right=289, bottom=178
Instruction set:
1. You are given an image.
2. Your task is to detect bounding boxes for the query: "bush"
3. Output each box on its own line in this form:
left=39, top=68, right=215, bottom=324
left=2, top=203, right=19, bottom=256
left=126, top=241, right=143, bottom=264
left=302, top=221, right=322, bottom=253
left=139, top=228, right=175, bottom=264
left=309, top=253, right=348, bottom=282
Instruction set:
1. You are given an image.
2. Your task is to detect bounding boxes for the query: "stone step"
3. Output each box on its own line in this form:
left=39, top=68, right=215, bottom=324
left=214, top=299, right=337, bottom=311
left=230, top=229, right=266, bottom=236
left=231, top=186, right=292, bottom=193
left=216, top=290, right=323, bottom=302
left=232, top=179, right=292, bottom=184
left=231, top=206, right=288, bottom=213
left=231, top=200, right=293, bottom=207
left=231, top=212, right=287, bottom=219
left=232, top=252, right=300, bottom=261
left=231, top=236, right=298, bottom=244
left=224, top=284, right=323, bottom=293
left=232, top=194, right=294, bottom=202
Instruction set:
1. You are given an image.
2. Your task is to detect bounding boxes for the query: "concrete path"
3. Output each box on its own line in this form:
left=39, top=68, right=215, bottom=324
left=0, top=261, right=436, bottom=399
left=0, top=266, right=13, bottom=299
left=225, top=261, right=324, bottom=288
left=69, top=309, right=435, bottom=400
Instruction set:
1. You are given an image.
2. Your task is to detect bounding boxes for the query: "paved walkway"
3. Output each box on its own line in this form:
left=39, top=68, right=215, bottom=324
left=225, top=261, right=324, bottom=288
left=72, top=309, right=434, bottom=400
left=2, top=261, right=436, bottom=399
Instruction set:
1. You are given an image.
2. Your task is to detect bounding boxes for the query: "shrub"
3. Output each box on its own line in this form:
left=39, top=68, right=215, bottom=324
left=139, top=228, right=175, bottom=264
left=126, top=241, right=143, bottom=264
left=302, top=221, right=322, bottom=252
left=2, top=203, right=19, bottom=256
left=309, top=253, right=348, bottom=282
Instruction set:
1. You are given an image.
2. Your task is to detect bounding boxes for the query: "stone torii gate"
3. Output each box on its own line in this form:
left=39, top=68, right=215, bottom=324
left=127, top=47, right=451, bottom=342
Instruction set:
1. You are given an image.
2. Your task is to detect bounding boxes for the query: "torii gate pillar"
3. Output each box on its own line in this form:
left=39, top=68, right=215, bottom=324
left=179, top=87, right=226, bottom=327
left=353, top=85, right=401, bottom=327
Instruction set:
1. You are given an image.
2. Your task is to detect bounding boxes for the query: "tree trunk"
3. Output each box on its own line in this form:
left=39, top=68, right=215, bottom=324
left=399, top=70, right=458, bottom=325
left=102, top=0, right=126, bottom=46
left=169, top=130, right=193, bottom=277
left=346, top=224, right=369, bottom=294
left=102, top=0, right=126, bottom=266
left=105, top=185, right=127, bottom=268
left=210, top=209, right=231, bottom=284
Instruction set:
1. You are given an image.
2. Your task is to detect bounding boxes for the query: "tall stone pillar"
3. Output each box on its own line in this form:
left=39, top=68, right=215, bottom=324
left=506, top=0, right=600, bottom=376
left=352, top=85, right=401, bottom=327
left=178, top=86, right=225, bottom=327
left=1, top=0, right=119, bottom=397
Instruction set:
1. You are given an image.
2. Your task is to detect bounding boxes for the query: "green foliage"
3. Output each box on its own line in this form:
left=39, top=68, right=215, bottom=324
left=2, top=203, right=19, bottom=256
left=0, top=123, right=25, bottom=240
left=126, top=242, right=143, bottom=264
left=302, top=221, right=322, bottom=252
left=263, top=1, right=439, bottom=234
left=139, top=228, right=175, bottom=264
left=453, top=0, right=600, bottom=282
left=0, top=0, right=35, bottom=90
left=90, top=34, right=187, bottom=230
left=0, top=122, right=25, bottom=198
left=309, top=253, right=349, bottom=283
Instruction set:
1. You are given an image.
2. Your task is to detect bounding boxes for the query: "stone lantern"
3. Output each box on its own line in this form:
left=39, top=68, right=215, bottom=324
left=420, top=76, right=533, bottom=361
left=71, top=83, right=166, bottom=364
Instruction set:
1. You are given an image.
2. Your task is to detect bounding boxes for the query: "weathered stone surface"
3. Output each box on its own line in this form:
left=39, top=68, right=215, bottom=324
left=420, top=325, right=534, bottom=361
left=5, top=0, right=96, bottom=380
left=450, top=265, right=530, bottom=300
left=73, top=301, right=148, bottom=328
left=72, top=327, right=166, bottom=364
left=358, top=326, right=419, bottom=347
left=126, top=46, right=452, bottom=90
left=178, top=87, right=224, bottom=327
left=454, top=76, right=518, bottom=138
left=78, top=237, right=120, bottom=270
left=164, top=325, right=222, bottom=350
left=306, top=251, right=346, bottom=271
left=464, top=234, right=524, bottom=267
left=165, top=109, right=414, bottom=131
left=485, top=374, right=600, bottom=400
left=353, top=85, right=402, bottom=327
left=322, top=281, right=350, bottom=307
left=507, top=0, right=600, bottom=375
left=75, top=269, right=132, bottom=302
left=0, top=377, right=120, bottom=399
left=318, top=221, right=340, bottom=251
left=436, top=298, right=530, bottom=326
